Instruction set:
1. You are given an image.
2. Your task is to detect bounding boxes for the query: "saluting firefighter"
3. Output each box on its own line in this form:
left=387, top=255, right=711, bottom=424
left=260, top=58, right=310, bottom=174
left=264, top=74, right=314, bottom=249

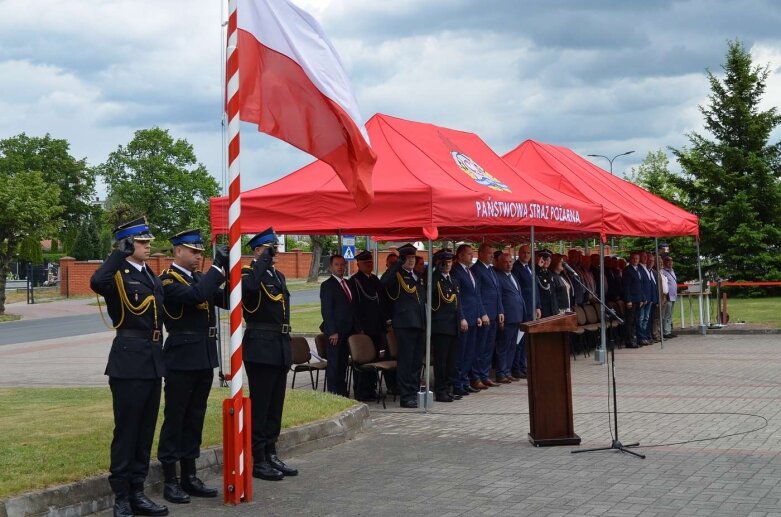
left=430, top=249, right=468, bottom=402
left=90, top=217, right=169, bottom=517
left=241, top=227, right=298, bottom=481
left=156, top=230, right=229, bottom=504
left=381, top=243, right=427, bottom=408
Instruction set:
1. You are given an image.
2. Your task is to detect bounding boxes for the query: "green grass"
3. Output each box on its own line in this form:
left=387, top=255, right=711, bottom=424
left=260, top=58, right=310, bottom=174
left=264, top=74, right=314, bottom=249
left=290, top=302, right=322, bottom=334
left=0, top=314, right=22, bottom=323
left=671, top=296, right=781, bottom=329
left=0, top=387, right=355, bottom=498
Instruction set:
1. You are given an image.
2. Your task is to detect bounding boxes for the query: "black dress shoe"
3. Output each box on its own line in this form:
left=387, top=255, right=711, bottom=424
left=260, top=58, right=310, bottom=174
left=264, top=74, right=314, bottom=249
left=435, top=394, right=453, bottom=402
left=181, top=475, right=218, bottom=497
left=267, top=454, right=298, bottom=476
left=113, top=497, right=134, bottom=517
left=400, top=399, right=418, bottom=408
left=626, top=343, right=639, bottom=348
left=252, top=461, right=284, bottom=481
left=452, top=388, right=468, bottom=396
left=129, top=491, right=168, bottom=516
left=451, top=393, right=463, bottom=400
left=465, top=386, right=479, bottom=393
left=163, top=480, right=190, bottom=504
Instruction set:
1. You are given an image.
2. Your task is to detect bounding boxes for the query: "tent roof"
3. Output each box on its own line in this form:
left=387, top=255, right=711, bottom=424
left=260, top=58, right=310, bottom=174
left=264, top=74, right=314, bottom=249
left=502, top=140, right=699, bottom=238
left=211, top=114, right=605, bottom=240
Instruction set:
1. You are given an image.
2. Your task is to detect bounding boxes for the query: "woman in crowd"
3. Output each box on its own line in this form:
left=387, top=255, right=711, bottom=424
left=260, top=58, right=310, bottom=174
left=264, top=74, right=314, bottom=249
left=549, top=255, right=572, bottom=312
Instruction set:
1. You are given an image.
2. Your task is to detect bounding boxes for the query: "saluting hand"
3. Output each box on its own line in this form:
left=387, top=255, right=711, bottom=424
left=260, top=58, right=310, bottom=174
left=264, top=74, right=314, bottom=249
left=118, top=237, right=135, bottom=257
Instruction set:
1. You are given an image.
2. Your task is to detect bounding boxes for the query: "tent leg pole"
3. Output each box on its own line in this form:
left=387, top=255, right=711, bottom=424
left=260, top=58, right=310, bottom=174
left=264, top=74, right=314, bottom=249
left=696, top=238, right=706, bottom=335
left=530, top=226, right=537, bottom=320
left=423, top=240, right=434, bottom=412
left=655, top=237, right=664, bottom=349
left=596, top=238, right=606, bottom=364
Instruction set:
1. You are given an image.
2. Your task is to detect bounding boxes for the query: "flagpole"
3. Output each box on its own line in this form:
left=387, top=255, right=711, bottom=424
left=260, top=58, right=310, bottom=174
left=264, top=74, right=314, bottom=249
left=223, top=0, right=252, bottom=504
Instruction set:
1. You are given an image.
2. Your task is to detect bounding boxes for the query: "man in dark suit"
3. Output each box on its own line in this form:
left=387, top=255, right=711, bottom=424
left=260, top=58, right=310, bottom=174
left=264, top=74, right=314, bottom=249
left=622, top=251, right=645, bottom=348
left=450, top=244, right=487, bottom=396
left=495, top=252, right=526, bottom=383
left=90, top=217, right=168, bottom=517
left=156, top=230, right=227, bottom=504
left=430, top=250, right=467, bottom=402
left=511, top=244, right=540, bottom=380
left=641, top=253, right=660, bottom=345
left=320, top=254, right=357, bottom=397
left=381, top=243, right=426, bottom=408
left=350, top=250, right=392, bottom=399
left=470, top=243, right=504, bottom=389
left=242, top=227, right=297, bottom=481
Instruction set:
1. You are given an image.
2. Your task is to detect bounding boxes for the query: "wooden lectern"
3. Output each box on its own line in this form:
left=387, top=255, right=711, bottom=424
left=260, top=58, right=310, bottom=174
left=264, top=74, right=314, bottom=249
left=521, top=312, right=581, bottom=446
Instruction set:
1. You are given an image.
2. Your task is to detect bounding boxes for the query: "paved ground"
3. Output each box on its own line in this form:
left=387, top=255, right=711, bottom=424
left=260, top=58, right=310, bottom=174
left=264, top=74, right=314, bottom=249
left=0, top=288, right=319, bottom=346
left=77, top=334, right=781, bottom=516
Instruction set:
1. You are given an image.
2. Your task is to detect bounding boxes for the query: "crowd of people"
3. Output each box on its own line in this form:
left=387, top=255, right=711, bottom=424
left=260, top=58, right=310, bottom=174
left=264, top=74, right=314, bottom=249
left=319, top=241, right=681, bottom=409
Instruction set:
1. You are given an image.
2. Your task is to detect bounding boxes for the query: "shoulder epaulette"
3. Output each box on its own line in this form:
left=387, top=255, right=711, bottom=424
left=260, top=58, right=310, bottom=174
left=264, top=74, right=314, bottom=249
left=241, top=265, right=253, bottom=273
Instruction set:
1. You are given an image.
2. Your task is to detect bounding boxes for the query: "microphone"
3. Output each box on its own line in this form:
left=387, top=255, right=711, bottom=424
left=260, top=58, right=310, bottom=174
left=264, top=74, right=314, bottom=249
left=563, top=262, right=580, bottom=278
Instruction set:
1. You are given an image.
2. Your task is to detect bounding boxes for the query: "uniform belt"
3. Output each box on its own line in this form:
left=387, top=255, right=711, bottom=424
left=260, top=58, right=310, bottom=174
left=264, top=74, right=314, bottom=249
left=167, top=327, right=218, bottom=338
left=246, top=322, right=291, bottom=334
left=117, top=329, right=162, bottom=342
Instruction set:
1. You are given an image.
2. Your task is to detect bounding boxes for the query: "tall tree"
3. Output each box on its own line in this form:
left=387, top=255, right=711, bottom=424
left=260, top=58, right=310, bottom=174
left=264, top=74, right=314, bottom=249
left=0, top=134, right=95, bottom=231
left=0, top=141, right=63, bottom=313
left=672, top=40, right=781, bottom=281
left=100, top=128, right=220, bottom=243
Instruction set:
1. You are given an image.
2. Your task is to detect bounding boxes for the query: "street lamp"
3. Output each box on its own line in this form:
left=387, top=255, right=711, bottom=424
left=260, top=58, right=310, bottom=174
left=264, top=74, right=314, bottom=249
left=586, top=150, right=635, bottom=175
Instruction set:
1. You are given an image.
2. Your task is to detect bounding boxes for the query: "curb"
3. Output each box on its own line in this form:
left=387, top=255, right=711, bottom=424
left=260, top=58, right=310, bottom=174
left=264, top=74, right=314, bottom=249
left=0, top=404, right=370, bottom=517
left=676, top=327, right=781, bottom=335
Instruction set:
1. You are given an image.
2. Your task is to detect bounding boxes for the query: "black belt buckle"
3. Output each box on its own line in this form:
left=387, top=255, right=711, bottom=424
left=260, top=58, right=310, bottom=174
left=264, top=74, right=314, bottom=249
left=152, top=330, right=161, bottom=342
left=208, top=327, right=217, bottom=338
left=281, top=324, right=291, bottom=334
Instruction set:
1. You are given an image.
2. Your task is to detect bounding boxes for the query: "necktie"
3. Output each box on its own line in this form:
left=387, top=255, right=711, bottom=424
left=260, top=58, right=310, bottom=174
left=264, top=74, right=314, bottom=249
left=465, top=265, right=475, bottom=287
left=142, top=266, right=155, bottom=285
left=509, top=274, right=519, bottom=291
left=340, top=278, right=352, bottom=302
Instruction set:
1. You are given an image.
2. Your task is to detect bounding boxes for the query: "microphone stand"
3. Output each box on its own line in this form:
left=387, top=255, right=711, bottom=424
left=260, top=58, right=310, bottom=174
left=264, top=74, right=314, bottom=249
left=564, top=264, right=645, bottom=459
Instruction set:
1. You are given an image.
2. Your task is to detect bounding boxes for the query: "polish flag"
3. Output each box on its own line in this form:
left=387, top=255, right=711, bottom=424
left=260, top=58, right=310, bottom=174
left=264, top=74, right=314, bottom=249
left=236, top=0, right=377, bottom=209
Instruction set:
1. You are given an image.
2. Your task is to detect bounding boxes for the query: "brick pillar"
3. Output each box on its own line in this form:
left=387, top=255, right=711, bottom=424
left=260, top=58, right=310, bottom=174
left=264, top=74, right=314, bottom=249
left=60, top=256, right=75, bottom=297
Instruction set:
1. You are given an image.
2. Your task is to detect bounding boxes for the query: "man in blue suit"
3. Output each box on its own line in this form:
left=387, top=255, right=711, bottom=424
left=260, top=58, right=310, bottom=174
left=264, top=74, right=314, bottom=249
left=511, top=245, right=540, bottom=379
left=495, top=252, right=525, bottom=383
left=470, top=243, right=504, bottom=389
left=450, top=244, right=487, bottom=396
left=622, top=251, right=645, bottom=348
left=319, top=254, right=357, bottom=397
left=639, top=252, right=659, bottom=346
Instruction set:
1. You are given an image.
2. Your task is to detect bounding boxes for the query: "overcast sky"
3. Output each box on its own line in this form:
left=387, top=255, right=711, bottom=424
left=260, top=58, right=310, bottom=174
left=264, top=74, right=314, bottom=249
left=1, top=0, right=780, bottom=195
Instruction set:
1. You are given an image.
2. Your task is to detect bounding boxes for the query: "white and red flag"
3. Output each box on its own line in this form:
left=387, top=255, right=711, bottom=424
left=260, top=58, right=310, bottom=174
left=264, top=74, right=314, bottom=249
left=236, top=0, right=377, bottom=208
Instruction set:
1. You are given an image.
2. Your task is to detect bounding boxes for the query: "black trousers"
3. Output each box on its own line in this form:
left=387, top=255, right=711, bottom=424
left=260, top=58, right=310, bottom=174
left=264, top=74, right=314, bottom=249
left=392, top=326, right=424, bottom=403
left=432, top=333, right=458, bottom=396
left=157, top=369, right=213, bottom=465
left=245, top=361, right=287, bottom=460
left=325, top=335, right=350, bottom=397
left=624, top=303, right=641, bottom=346
left=108, top=377, right=162, bottom=497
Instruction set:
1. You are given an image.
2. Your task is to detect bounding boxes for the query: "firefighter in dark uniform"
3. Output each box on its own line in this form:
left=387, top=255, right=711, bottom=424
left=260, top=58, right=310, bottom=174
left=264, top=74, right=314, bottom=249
left=90, top=217, right=169, bottom=517
left=156, top=230, right=229, bottom=504
left=241, top=227, right=298, bottom=481
left=430, top=249, right=468, bottom=402
left=536, top=251, right=559, bottom=317
left=381, top=243, right=427, bottom=408
left=350, top=250, right=393, bottom=399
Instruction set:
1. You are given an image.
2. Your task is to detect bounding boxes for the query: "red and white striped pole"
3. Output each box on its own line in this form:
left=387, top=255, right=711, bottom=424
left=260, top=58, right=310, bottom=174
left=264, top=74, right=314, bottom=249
left=223, top=0, right=252, bottom=504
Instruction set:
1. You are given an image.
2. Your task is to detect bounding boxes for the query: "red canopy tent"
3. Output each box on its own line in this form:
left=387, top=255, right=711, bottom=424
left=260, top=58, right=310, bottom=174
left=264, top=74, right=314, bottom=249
left=502, top=140, right=699, bottom=238
left=210, top=114, right=605, bottom=240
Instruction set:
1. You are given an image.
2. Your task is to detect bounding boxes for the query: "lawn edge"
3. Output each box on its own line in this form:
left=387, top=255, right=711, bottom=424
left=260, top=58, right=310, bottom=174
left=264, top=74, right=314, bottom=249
left=0, top=403, right=370, bottom=517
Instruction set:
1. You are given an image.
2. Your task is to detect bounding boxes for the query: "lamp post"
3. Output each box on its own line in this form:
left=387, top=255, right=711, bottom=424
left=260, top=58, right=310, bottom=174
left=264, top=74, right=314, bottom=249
left=587, top=150, right=635, bottom=255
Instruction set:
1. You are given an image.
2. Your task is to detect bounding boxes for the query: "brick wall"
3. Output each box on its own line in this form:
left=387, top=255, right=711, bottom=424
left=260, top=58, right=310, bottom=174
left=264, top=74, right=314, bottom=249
left=60, top=250, right=315, bottom=296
